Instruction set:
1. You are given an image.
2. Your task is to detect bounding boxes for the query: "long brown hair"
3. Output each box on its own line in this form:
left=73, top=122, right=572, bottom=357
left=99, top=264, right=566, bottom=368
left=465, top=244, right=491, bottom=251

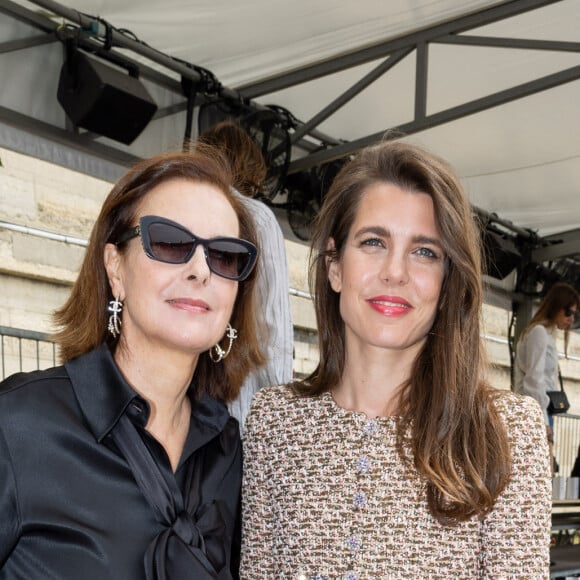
left=198, top=120, right=266, bottom=198
left=52, top=146, right=264, bottom=401
left=298, top=139, right=511, bottom=524
left=522, top=281, right=579, bottom=356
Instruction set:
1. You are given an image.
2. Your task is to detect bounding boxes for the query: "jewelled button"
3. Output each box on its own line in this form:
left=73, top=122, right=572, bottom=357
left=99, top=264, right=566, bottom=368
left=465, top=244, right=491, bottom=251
left=345, top=534, right=362, bottom=551
left=356, top=455, right=370, bottom=473
left=353, top=491, right=367, bottom=510
left=362, top=419, right=378, bottom=436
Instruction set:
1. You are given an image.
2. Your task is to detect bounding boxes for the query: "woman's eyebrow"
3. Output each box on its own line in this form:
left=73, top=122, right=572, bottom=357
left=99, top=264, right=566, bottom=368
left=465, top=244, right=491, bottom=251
left=353, top=225, right=390, bottom=238
left=353, top=226, right=443, bottom=248
left=411, top=234, right=443, bottom=249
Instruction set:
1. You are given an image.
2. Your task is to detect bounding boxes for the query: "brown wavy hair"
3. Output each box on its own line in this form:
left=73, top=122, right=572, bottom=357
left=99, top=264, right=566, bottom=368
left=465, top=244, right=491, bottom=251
left=52, top=146, right=264, bottom=401
left=521, top=281, right=579, bottom=357
left=198, top=120, right=266, bottom=197
left=297, top=139, right=511, bottom=524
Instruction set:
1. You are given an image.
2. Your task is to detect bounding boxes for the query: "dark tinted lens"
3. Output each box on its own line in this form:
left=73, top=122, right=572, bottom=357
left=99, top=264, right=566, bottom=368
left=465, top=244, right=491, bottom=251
left=207, top=240, right=251, bottom=278
left=565, top=307, right=577, bottom=318
left=147, top=222, right=195, bottom=263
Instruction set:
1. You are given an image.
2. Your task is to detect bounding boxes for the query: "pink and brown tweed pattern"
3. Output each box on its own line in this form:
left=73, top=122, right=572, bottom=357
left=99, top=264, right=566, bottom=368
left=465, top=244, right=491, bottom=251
left=241, top=385, right=551, bottom=579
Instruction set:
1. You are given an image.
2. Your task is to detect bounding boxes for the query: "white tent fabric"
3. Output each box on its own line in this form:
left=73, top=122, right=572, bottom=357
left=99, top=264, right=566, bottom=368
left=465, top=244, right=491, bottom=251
left=21, top=0, right=506, bottom=88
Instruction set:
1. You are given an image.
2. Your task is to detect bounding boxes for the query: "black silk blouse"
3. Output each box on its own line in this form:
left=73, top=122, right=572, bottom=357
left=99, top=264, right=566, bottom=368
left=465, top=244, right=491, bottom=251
left=0, top=344, right=241, bottom=579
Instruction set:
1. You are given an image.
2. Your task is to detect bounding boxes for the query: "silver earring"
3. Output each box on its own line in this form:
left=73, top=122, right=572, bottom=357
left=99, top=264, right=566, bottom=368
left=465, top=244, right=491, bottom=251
left=107, top=296, right=123, bottom=338
left=209, top=323, right=238, bottom=363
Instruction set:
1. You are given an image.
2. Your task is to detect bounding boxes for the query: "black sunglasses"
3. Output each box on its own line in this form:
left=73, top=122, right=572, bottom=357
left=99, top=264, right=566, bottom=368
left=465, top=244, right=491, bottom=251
left=115, top=215, right=257, bottom=281
left=564, top=306, right=578, bottom=318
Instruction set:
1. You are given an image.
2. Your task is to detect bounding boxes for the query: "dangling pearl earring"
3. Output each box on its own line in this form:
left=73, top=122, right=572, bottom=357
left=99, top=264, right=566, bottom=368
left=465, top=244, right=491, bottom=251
left=209, top=323, right=238, bottom=362
left=107, top=296, right=123, bottom=338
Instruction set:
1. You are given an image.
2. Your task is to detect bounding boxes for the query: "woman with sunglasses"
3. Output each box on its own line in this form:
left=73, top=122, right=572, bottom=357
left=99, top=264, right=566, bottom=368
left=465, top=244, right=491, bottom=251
left=241, top=140, right=552, bottom=578
left=0, top=147, right=262, bottom=579
left=514, top=281, right=579, bottom=458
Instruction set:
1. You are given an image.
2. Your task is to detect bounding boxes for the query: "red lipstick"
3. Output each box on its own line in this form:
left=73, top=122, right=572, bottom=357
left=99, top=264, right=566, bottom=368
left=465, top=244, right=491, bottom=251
left=167, top=298, right=210, bottom=313
left=367, top=295, right=411, bottom=317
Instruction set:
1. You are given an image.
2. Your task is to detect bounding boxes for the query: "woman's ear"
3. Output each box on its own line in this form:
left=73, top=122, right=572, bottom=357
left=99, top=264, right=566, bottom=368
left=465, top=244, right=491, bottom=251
left=326, top=238, right=342, bottom=293
left=104, top=243, right=125, bottom=300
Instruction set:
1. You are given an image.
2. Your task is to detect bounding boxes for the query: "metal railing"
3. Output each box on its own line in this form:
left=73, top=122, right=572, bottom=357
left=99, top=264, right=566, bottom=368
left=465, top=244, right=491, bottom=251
left=2, top=324, right=579, bottom=477
left=0, top=326, right=57, bottom=381
left=553, top=413, right=580, bottom=477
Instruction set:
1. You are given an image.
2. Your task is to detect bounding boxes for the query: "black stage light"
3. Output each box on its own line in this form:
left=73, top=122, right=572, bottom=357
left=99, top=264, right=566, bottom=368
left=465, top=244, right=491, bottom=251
left=57, top=50, right=157, bottom=145
left=481, top=229, right=522, bottom=280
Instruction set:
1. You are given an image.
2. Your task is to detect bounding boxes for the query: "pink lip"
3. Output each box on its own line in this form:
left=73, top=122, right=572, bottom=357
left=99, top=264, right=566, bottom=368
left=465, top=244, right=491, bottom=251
left=167, top=298, right=210, bottom=313
left=367, top=295, right=412, bottom=317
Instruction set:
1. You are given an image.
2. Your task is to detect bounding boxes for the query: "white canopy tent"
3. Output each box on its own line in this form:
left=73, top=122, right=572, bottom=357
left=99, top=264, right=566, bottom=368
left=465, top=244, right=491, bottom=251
left=0, top=0, right=579, bottom=329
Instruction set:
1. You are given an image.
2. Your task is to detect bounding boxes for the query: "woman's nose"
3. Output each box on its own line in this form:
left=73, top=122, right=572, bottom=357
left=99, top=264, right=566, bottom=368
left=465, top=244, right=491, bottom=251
left=380, top=252, right=409, bottom=285
left=186, top=244, right=211, bottom=282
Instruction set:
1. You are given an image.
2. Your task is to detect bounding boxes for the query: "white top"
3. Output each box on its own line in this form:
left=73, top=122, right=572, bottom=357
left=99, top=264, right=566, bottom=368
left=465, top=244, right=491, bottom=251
left=514, top=323, right=559, bottom=424
left=227, top=192, right=294, bottom=431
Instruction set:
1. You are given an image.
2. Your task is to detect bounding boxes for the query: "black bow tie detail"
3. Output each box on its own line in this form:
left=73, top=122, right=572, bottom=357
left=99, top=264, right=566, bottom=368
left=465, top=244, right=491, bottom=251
left=112, top=413, right=227, bottom=579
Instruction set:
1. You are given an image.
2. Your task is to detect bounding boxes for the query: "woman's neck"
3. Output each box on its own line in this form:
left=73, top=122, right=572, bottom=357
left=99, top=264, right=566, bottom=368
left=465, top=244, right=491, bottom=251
left=332, top=347, right=415, bottom=418
left=114, top=343, right=197, bottom=470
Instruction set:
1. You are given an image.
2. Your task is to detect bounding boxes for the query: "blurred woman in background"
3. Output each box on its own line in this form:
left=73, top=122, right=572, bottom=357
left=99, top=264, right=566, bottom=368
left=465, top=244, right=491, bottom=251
left=515, top=281, right=579, bottom=455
